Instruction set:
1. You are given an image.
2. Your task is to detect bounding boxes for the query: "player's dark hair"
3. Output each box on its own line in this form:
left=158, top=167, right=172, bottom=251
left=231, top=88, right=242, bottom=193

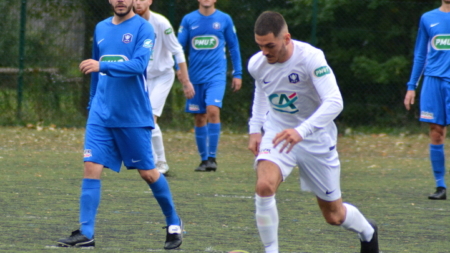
left=254, top=11, right=287, bottom=37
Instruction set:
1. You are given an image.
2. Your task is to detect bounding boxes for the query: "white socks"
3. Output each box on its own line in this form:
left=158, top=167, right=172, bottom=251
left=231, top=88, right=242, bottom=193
left=341, top=203, right=374, bottom=242
left=255, top=194, right=279, bottom=253
left=152, top=123, right=166, bottom=162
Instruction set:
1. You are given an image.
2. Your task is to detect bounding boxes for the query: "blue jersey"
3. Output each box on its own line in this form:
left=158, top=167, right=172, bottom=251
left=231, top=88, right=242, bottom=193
left=88, top=15, right=155, bottom=128
left=178, top=10, right=242, bottom=85
left=407, top=8, right=450, bottom=90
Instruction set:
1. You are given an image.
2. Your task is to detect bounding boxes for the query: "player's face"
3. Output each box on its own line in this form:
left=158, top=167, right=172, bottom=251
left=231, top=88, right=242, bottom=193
left=134, top=0, right=152, bottom=16
left=198, top=0, right=216, bottom=8
left=110, top=0, right=134, bottom=17
left=255, top=32, right=290, bottom=64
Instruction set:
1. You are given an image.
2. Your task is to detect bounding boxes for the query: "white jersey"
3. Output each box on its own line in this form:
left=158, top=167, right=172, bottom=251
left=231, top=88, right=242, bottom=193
left=146, top=11, right=186, bottom=79
left=248, top=40, right=343, bottom=141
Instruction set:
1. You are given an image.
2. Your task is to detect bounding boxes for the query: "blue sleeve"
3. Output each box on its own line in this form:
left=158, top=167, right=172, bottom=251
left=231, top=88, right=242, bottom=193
left=407, top=16, right=428, bottom=90
left=224, top=15, right=242, bottom=79
left=99, top=23, right=153, bottom=77
left=177, top=17, right=189, bottom=52
left=88, top=31, right=100, bottom=110
left=174, top=57, right=179, bottom=71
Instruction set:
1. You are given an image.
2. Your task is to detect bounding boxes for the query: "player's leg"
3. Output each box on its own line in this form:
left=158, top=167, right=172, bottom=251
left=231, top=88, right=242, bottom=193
left=297, top=139, right=378, bottom=252
left=420, top=76, right=447, bottom=199
left=255, top=160, right=283, bottom=253
left=185, top=83, right=210, bottom=171
left=58, top=125, right=121, bottom=248
left=204, top=81, right=226, bottom=170
left=254, top=131, right=296, bottom=253
left=149, top=72, right=175, bottom=174
left=118, top=127, right=182, bottom=249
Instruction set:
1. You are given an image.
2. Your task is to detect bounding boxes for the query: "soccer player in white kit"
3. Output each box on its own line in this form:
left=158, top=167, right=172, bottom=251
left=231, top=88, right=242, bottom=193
left=135, top=0, right=195, bottom=174
left=247, top=12, right=379, bottom=253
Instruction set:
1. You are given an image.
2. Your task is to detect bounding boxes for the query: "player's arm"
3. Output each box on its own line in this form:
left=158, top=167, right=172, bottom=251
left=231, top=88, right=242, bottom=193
left=162, top=19, right=195, bottom=99
left=81, top=29, right=100, bottom=110
left=404, top=16, right=428, bottom=110
left=224, top=15, right=243, bottom=92
left=248, top=79, right=268, bottom=156
left=177, top=17, right=190, bottom=53
left=100, top=23, right=154, bottom=77
left=295, top=52, right=343, bottom=140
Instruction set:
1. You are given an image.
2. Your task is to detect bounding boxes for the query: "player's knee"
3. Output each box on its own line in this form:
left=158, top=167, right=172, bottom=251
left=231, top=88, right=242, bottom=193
left=255, top=180, right=277, bottom=196
left=323, top=213, right=344, bottom=226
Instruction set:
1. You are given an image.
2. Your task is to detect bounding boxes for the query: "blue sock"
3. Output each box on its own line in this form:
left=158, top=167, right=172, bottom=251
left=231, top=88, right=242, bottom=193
left=208, top=123, right=221, bottom=158
left=195, top=125, right=208, bottom=161
left=430, top=144, right=447, bottom=188
left=149, top=174, right=180, bottom=226
left=79, top=179, right=101, bottom=239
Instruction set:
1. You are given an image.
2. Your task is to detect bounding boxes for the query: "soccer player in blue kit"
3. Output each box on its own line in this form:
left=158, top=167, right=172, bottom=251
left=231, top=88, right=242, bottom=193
left=404, top=0, right=450, bottom=200
left=178, top=0, right=242, bottom=172
left=56, top=0, right=183, bottom=249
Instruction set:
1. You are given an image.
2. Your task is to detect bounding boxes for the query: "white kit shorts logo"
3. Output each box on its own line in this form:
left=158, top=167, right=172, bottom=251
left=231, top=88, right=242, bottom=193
left=269, top=92, right=299, bottom=114
left=122, top=33, right=133, bottom=43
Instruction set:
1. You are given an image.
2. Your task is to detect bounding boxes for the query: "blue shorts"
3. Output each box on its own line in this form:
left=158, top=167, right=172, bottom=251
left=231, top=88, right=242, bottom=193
left=420, top=76, right=450, bottom=126
left=83, top=124, right=155, bottom=172
left=185, top=81, right=225, bottom=114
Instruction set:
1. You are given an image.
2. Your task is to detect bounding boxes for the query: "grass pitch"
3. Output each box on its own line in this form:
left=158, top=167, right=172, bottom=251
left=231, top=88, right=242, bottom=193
left=0, top=127, right=449, bottom=252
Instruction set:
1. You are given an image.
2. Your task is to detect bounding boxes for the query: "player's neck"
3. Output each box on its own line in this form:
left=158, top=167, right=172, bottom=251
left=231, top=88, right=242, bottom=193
left=199, top=6, right=216, bottom=16
left=440, top=3, right=450, bottom=13
left=113, top=12, right=135, bottom=25
left=141, top=9, right=151, bottom=21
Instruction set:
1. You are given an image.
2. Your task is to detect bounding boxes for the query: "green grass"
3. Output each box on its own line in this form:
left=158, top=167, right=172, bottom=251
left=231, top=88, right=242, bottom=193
left=0, top=127, right=449, bottom=252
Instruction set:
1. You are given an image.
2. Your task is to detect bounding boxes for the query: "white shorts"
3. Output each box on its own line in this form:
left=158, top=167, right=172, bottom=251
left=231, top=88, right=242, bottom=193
left=255, top=130, right=341, bottom=201
left=147, top=69, right=175, bottom=117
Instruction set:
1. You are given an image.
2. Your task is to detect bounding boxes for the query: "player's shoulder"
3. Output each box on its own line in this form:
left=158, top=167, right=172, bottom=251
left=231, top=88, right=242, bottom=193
left=182, top=10, right=200, bottom=21
left=150, top=11, right=171, bottom=25
left=421, top=8, right=441, bottom=20
left=96, top=17, right=113, bottom=28
left=293, top=40, right=325, bottom=60
left=247, top=51, right=265, bottom=74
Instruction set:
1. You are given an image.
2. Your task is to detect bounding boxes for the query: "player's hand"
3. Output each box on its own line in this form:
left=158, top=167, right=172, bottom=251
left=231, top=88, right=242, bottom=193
left=231, top=78, right=242, bottom=92
left=182, top=81, right=195, bottom=99
left=273, top=129, right=303, bottom=154
left=404, top=90, right=416, bottom=111
left=79, top=59, right=100, bottom=74
left=248, top=133, right=262, bottom=156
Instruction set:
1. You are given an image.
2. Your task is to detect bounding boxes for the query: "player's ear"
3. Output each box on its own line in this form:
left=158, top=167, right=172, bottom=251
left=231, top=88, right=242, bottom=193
left=284, top=33, right=291, bottom=45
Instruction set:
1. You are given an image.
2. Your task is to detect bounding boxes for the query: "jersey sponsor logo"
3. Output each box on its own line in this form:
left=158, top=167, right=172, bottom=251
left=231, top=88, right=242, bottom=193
left=164, top=28, right=173, bottom=35
left=122, top=33, right=133, bottom=43
left=233, top=26, right=237, bottom=33
left=420, top=111, right=434, bottom=120
left=99, top=55, right=129, bottom=62
left=192, top=35, right=219, bottom=50
left=178, top=26, right=184, bottom=33
left=213, top=22, right=221, bottom=30
left=143, top=39, right=153, bottom=49
left=288, top=73, right=300, bottom=83
left=430, top=23, right=439, bottom=27
left=314, top=66, right=331, bottom=77
left=84, top=149, right=92, bottom=158
left=432, top=34, right=450, bottom=50
left=191, top=25, right=199, bottom=30
left=268, top=92, right=299, bottom=114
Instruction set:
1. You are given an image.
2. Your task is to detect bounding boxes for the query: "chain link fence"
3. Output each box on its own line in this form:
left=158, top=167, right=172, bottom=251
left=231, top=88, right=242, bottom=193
left=1, top=0, right=441, bottom=130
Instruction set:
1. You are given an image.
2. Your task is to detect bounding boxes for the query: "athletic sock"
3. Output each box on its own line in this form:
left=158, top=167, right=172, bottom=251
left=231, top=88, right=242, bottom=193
left=430, top=144, right=447, bottom=188
left=255, top=194, right=279, bottom=253
left=152, top=123, right=166, bottom=162
left=79, top=179, right=101, bottom=239
left=149, top=174, right=180, bottom=226
left=341, top=203, right=374, bottom=242
left=207, top=123, right=221, bottom=158
left=195, top=125, right=208, bottom=161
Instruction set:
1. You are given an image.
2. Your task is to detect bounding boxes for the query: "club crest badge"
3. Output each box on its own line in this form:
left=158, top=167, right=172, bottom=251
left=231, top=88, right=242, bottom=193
left=288, top=73, right=300, bottom=84
left=213, top=22, right=221, bottom=30
left=122, top=33, right=133, bottom=43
